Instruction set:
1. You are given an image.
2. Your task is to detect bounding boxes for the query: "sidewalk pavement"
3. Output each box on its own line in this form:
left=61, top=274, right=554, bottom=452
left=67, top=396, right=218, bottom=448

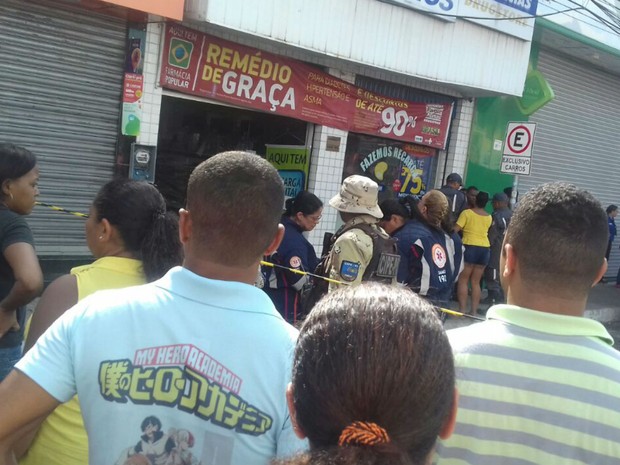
left=443, top=282, right=620, bottom=349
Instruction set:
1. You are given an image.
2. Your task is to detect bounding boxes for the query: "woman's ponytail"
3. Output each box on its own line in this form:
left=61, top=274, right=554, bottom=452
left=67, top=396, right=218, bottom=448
left=94, top=179, right=183, bottom=282
left=140, top=210, right=184, bottom=282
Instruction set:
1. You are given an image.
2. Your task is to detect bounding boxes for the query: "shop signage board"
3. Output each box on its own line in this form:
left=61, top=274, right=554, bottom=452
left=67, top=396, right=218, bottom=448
left=160, top=24, right=453, bottom=149
left=265, top=145, right=309, bottom=198
left=121, top=73, right=143, bottom=136
left=458, top=0, right=538, bottom=41
left=377, top=0, right=457, bottom=21
left=344, top=134, right=436, bottom=203
left=500, top=121, right=536, bottom=175
left=121, top=28, right=146, bottom=137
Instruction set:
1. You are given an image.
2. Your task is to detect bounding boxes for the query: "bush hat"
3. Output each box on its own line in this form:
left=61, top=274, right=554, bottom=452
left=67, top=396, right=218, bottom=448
left=329, top=175, right=383, bottom=219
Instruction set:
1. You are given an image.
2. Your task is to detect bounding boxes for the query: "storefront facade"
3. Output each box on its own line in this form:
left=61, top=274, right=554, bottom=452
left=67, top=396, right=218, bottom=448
left=135, top=0, right=535, bottom=251
left=2, top=0, right=535, bottom=270
left=524, top=31, right=620, bottom=280
left=464, top=4, right=620, bottom=280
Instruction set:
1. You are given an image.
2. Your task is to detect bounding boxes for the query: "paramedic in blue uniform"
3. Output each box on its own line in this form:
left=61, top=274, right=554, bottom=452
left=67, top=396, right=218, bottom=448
left=380, top=191, right=463, bottom=308
left=263, top=191, right=323, bottom=323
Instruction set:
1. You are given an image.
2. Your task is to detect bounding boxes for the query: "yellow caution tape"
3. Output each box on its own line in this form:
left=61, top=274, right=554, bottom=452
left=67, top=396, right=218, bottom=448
left=260, top=260, right=346, bottom=286
left=260, top=260, right=485, bottom=321
left=35, top=204, right=484, bottom=322
left=36, top=202, right=89, bottom=218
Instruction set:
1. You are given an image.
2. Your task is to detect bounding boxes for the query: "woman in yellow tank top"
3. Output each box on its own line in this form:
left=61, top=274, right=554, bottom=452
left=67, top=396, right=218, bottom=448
left=454, top=191, right=492, bottom=315
left=17, top=179, right=183, bottom=465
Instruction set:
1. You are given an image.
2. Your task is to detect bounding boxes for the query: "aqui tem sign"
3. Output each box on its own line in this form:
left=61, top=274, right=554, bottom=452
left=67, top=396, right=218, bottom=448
left=500, top=121, right=536, bottom=176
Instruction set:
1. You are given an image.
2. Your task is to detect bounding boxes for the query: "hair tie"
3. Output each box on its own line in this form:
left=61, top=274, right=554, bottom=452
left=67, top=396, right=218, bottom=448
left=153, top=209, right=166, bottom=221
left=338, top=421, right=390, bottom=447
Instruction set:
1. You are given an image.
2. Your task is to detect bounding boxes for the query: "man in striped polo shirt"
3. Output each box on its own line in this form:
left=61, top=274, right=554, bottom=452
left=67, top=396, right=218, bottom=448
left=435, top=182, right=620, bottom=465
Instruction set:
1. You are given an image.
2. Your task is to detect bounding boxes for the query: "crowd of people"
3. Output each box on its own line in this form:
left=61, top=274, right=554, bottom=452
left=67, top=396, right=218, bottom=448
left=263, top=172, right=519, bottom=319
left=0, top=143, right=619, bottom=465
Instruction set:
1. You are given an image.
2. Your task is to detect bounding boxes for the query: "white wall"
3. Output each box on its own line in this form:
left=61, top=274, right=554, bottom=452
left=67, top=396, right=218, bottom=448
left=137, top=21, right=164, bottom=147
left=185, top=0, right=532, bottom=96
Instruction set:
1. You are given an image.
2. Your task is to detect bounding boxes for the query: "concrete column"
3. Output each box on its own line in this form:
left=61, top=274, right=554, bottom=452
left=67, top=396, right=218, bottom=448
left=137, top=19, right=164, bottom=147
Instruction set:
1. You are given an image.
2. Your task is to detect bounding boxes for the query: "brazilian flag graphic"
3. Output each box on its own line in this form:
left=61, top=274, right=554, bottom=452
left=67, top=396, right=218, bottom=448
left=169, top=38, right=193, bottom=69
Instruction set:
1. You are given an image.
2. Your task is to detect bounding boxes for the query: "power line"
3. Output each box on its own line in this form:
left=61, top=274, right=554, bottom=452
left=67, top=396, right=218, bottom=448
left=559, top=0, right=620, bottom=34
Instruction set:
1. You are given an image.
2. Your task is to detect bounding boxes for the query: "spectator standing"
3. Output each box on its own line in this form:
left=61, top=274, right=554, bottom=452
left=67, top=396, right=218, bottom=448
left=609, top=205, right=620, bottom=288
left=0, top=143, right=43, bottom=380
left=439, top=173, right=467, bottom=223
left=276, top=283, right=457, bottom=465
left=606, top=204, right=617, bottom=261
left=18, top=179, right=183, bottom=465
left=435, top=182, right=620, bottom=465
left=0, top=152, right=305, bottom=465
left=263, top=191, right=323, bottom=324
left=454, top=191, right=492, bottom=315
left=482, top=192, right=512, bottom=305
left=464, top=186, right=479, bottom=210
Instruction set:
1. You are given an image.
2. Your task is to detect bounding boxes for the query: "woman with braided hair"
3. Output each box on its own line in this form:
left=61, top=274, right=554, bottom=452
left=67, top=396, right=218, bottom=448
left=276, top=282, right=457, bottom=465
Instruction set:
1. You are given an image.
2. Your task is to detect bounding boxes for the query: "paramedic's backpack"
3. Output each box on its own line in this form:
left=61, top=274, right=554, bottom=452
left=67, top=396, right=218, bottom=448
left=301, top=223, right=399, bottom=315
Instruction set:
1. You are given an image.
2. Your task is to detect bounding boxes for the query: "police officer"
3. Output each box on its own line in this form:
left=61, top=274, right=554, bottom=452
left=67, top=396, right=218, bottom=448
left=263, top=191, right=323, bottom=323
left=325, top=175, right=398, bottom=290
left=483, top=192, right=512, bottom=304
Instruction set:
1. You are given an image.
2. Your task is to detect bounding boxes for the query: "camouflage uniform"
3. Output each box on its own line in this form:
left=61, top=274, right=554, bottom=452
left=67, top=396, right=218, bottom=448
left=326, top=215, right=394, bottom=291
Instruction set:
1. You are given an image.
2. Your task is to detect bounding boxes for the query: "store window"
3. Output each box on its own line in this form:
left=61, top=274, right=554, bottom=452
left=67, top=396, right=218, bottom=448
left=157, top=96, right=308, bottom=208
left=343, top=133, right=438, bottom=204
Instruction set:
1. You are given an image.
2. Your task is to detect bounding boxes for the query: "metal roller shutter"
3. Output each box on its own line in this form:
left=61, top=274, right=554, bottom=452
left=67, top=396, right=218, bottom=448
left=523, top=48, right=620, bottom=279
left=0, top=0, right=126, bottom=256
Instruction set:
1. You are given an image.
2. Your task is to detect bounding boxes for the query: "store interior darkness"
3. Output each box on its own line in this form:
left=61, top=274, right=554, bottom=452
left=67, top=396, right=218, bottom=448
left=156, top=96, right=308, bottom=209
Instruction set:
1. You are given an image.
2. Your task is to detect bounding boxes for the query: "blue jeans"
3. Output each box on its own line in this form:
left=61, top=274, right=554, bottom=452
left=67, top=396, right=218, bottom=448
left=0, top=345, right=22, bottom=381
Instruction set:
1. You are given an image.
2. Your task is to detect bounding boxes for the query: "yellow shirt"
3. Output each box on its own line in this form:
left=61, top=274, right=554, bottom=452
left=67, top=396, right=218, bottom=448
left=20, top=257, right=145, bottom=465
left=456, top=209, right=492, bottom=247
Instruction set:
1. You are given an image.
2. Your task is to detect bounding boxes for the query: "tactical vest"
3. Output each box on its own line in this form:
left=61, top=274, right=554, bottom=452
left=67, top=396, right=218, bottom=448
left=301, top=222, right=399, bottom=315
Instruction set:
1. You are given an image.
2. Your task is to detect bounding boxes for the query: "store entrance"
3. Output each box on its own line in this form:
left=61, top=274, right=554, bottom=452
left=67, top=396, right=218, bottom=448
left=156, top=96, right=308, bottom=209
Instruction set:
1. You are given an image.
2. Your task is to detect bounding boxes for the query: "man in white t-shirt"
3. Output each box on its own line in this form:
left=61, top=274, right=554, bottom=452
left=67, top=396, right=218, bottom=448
left=0, top=152, right=305, bottom=465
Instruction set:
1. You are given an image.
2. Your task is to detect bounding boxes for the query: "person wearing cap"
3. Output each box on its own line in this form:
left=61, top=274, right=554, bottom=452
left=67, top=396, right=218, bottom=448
left=325, top=175, right=397, bottom=289
left=439, top=173, right=467, bottom=224
left=482, top=192, right=513, bottom=306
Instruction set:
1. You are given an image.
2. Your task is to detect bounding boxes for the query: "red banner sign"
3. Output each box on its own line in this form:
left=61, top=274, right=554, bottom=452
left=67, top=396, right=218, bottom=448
left=160, top=24, right=453, bottom=149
